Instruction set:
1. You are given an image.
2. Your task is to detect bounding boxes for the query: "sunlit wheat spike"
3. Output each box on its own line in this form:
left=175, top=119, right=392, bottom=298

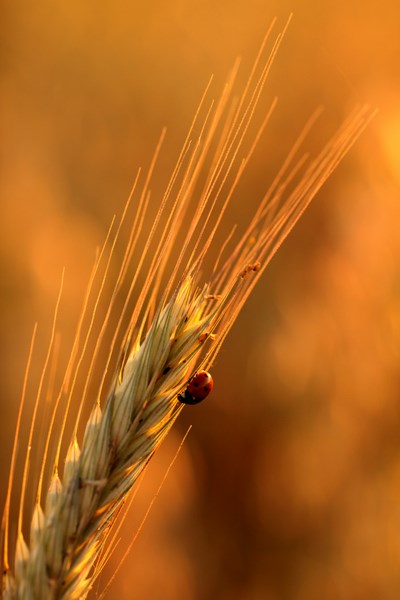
left=1, top=16, right=375, bottom=599
left=29, top=278, right=212, bottom=599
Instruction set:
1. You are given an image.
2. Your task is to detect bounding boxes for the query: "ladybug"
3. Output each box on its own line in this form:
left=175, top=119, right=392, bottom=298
left=178, top=371, right=214, bottom=405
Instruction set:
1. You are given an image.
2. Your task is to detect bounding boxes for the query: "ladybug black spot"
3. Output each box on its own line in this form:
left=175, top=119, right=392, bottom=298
left=193, top=381, right=199, bottom=387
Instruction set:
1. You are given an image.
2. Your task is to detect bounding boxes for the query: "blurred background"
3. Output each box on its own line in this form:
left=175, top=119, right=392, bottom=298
left=1, top=1, right=400, bottom=598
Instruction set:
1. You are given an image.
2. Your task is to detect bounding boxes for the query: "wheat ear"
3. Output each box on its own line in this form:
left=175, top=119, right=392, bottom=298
left=4, top=278, right=217, bottom=599
left=1, top=18, right=375, bottom=599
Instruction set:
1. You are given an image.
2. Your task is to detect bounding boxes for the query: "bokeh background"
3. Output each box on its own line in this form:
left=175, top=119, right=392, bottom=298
left=1, top=1, right=400, bottom=598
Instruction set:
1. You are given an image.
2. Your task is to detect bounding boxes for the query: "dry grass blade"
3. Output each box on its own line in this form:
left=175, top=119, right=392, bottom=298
left=1, top=18, right=375, bottom=599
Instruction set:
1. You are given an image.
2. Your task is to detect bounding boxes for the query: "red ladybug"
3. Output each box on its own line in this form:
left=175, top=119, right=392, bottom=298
left=178, top=371, right=214, bottom=405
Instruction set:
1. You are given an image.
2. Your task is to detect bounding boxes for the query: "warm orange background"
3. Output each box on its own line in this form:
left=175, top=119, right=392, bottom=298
left=1, top=2, right=400, bottom=599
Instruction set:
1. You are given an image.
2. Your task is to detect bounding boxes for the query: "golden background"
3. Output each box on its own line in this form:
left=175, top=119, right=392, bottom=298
left=1, top=1, right=400, bottom=598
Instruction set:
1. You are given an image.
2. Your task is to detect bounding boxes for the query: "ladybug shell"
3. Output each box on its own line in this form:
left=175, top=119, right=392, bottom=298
left=178, top=371, right=214, bottom=405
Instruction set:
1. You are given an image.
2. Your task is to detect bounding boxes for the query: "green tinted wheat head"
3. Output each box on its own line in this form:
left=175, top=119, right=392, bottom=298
left=1, top=18, right=374, bottom=599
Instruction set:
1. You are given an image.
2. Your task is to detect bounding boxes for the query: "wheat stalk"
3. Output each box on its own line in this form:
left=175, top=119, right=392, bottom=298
left=1, top=18, right=375, bottom=599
